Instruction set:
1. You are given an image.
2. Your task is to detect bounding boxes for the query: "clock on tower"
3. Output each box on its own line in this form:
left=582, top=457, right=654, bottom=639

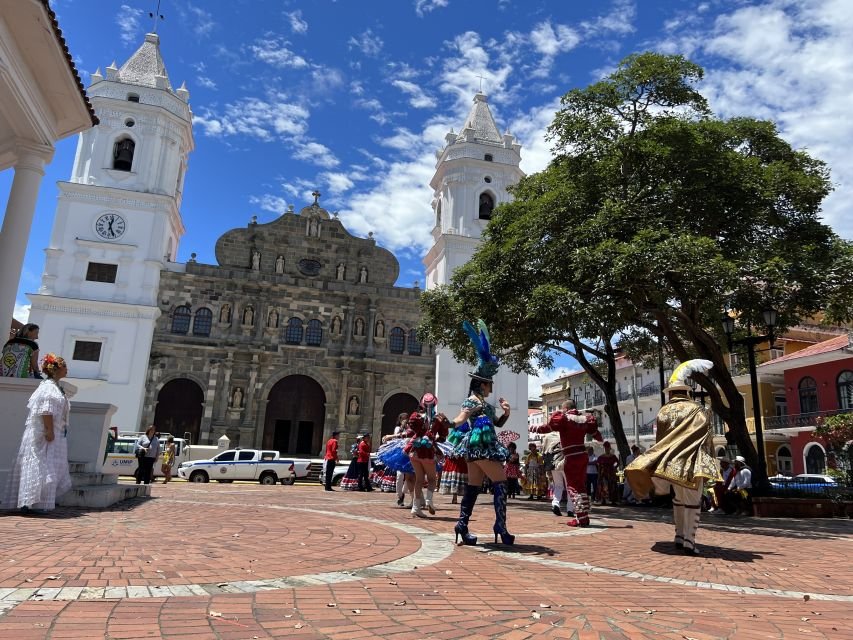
left=94, top=213, right=126, bottom=240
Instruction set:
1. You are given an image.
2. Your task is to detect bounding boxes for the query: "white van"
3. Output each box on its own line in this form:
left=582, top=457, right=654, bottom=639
left=105, top=435, right=190, bottom=478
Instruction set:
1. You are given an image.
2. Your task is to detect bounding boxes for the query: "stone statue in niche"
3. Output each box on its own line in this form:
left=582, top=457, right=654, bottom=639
left=219, top=303, right=231, bottom=324
left=243, top=305, right=254, bottom=325
left=275, top=255, right=284, bottom=273
left=267, top=308, right=279, bottom=328
left=231, top=387, right=243, bottom=408
left=374, top=319, right=385, bottom=338
left=359, top=266, right=368, bottom=283
left=331, top=316, right=342, bottom=334
left=308, top=218, right=319, bottom=237
left=336, top=263, right=345, bottom=280
left=251, top=250, right=261, bottom=271
left=354, top=317, right=364, bottom=336
left=348, top=395, right=360, bottom=416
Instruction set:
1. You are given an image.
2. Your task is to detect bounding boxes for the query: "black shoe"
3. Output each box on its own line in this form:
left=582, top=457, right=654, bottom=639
left=324, top=488, right=334, bottom=491
left=552, top=505, right=562, bottom=516
left=682, top=546, right=701, bottom=556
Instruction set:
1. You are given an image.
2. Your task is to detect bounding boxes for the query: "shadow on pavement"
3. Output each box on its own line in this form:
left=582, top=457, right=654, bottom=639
left=650, top=540, right=772, bottom=562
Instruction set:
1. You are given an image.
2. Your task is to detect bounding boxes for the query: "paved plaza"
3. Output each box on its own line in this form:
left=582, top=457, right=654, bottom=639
left=0, top=483, right=851, bottom=640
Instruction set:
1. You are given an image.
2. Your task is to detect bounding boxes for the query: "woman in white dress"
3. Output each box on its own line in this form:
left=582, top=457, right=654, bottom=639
left=6, top=353, right=72, bottom=514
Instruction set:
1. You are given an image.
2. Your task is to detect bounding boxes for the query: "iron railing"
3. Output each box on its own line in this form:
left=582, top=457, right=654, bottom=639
left=763, top=407, right=853, bottom=430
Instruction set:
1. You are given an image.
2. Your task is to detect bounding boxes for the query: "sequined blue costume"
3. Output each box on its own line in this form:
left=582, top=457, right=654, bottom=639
left=451, top=396, right=508, bottom=463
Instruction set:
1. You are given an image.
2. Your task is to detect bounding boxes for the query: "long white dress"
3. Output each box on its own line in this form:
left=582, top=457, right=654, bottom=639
left=5, top=379, right=72, bottom=510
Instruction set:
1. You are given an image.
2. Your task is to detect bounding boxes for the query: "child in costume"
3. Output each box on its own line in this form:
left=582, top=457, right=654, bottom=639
left=405, top=393, right=452, bottom=518
left=450, top=320, right=514, bottom=546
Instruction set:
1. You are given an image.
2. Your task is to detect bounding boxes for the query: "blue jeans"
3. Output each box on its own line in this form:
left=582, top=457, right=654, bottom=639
left=586, top=473, right=598, bottom=498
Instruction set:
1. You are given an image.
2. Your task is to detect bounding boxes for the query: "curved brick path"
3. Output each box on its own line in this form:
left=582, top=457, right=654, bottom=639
left=0, top=483, right=851, bottom=639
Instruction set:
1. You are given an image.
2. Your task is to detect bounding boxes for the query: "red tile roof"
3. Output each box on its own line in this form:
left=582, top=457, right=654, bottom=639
left=759, top=333, right=850, bottom=366
left=39, top=0, right=98, bottom=126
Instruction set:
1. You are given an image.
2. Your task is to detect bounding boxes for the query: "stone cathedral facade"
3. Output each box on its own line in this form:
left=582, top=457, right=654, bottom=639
left=141, top=199, right=433, bottom=454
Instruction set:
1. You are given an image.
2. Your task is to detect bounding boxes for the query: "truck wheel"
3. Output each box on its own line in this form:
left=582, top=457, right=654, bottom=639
left=189, top=471, right=209, bottom=483
left=259, top=472, right=277, bottom=485
left=280, top=477, right=295, bottom=485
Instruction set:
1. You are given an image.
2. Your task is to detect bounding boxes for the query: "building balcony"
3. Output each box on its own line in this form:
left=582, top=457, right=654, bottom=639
left=637, top=382, right=660, bottom=398
left=762, top=407, right=853, bottom=431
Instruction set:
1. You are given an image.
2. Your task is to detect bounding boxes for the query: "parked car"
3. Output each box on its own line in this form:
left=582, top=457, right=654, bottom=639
left=106, top=436, right=190, bottom=478
left=769, top=473, right=839, bottom=493
left=177, top=449, right=295, bottom=485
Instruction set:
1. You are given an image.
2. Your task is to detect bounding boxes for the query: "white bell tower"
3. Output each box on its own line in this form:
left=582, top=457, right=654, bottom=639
left=28, top=32, right=193, bottom=430
left=423, top=93, right=528, bottom=442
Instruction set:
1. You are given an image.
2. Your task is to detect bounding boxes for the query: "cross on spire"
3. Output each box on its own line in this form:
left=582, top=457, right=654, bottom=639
left=476, top=74, right=487, bottom=93
left=149, top=0, right=165, bottom=33
left=312, top=190, right=321, bottom=205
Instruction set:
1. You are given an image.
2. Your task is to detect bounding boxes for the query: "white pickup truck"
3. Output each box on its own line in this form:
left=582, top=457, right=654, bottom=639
left=177, top=449, right=296, bottom=485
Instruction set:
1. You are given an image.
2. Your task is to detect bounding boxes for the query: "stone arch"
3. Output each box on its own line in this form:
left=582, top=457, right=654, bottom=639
left=776, top=444, right=793, bottom=475
left=263, top=375, right=327, bottom=455
left=153, top=377, right=205, bottom=444
left=107, top=130, right=140, bottom=171
left=477, top=189, right=497, bottom=220
left=380, top=389, right=419, bottom=437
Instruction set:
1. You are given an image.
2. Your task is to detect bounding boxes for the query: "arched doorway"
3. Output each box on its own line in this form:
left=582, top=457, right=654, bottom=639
left=153, top=378, right=204, bottom=443
left=776, top=445, right=793, bottom=476
left=804, top=443, right=826, bottom=474
left=263, top=375, right=325, bottom=455
left=381, top=393, right=419, bottom=436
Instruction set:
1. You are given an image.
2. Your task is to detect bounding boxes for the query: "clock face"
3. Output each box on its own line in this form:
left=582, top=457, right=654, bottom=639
left=95, top=213, right=126, bottom=240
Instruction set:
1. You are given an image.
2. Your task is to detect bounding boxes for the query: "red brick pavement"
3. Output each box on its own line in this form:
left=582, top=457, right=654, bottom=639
left=0, top=482, right=850, bottom=640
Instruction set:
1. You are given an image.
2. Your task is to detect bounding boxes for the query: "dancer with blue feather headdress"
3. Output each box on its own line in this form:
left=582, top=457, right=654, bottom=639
left=449, top=319, right=515, bottom=547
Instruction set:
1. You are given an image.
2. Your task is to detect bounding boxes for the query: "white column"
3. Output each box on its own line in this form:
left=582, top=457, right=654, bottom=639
left=0, top=146, right=52, bottom=326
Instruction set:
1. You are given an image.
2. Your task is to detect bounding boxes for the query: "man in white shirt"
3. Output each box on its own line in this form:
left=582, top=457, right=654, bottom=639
left=726, top=456, right=752, bottom=515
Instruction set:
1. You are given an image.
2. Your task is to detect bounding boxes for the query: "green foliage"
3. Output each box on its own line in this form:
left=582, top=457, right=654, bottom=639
left=814, top=413, right=853, bottom=451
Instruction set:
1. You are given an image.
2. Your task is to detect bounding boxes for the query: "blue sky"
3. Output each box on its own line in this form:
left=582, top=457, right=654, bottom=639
left=5, top=0, right=853, bottom=396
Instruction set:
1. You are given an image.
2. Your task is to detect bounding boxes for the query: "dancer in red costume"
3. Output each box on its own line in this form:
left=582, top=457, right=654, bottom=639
left=536, top=399, right=602, bottom=527
left=405, top=394, right=452, bottom=518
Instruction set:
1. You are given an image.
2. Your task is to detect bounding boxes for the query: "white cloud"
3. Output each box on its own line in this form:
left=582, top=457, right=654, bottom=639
left=286, top=10, right=308, bottom=34
left=250, top=194, right=289, bottom=214
left=322, top=172, right=355, bottom=195
left=115, top=4, right=142, bottom=45
left=415, top=0, right=449, bottom=18
left=509, top=98, right=561, bottom=175
left=666, top=0, right=853, bottom=239
left=294, top=142, right=340, bottom=168
left=528, top=366, right=576, bottom=400
left=580, top=0, right=637, bottom=37
left=392, top=80, right=437, bottom=109
left=348, top=29, right=384, bottom=57
left=438, top=31, right=514, bottom=112
left=193, top=95, right=310, bottom=141
left=529, top=21, right=581, bottom=78
left=251, top=36, right=308, bottom=69
left=197, top=76, right=217, bottom=90
left=187, top=4, right=215, bottom=37
left=13, top=302, right=30, bottom=324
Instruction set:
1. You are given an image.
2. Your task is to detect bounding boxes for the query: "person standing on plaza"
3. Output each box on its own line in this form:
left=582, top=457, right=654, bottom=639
left=725, top=456, right=753, bottom=515
left=160, top=435, right=176, bottom=484
left=536, top=400, right=602, bottom=526
left=378, top=413, right=416, bottom=506
left=625, top=360, right=721, bottom=556
left=710, top=458, right=734, bottom=512
left=5, top=353, right=72, bottom=514
left=451, top=320, right=513, bottom=546
left=134, top=425, right=160, bottom=485
left=622, top=445, right=642, bottom=504
left=596, top=441, right=619, bottom=505
left=1, top=323, right=41, bottom=378
left=323, top=431, right=340, bottom=491
left=504, top=442, right=521, bottom=499
left=356, top=433, right=373, bottom=491
left=340, top=435, right=363, bottom=491
left=522, top=442, right=547, bottom=500
left=586, top=446, right=598, bottom=500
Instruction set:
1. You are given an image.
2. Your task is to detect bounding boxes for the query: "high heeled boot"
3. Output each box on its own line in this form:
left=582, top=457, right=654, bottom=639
left=492, top=481, right=515, bottom=545
left=425, top=488, right=436, bottom=515
left=454, top=484, right=480, bottom=545
left=411, top=496, right=427, bottom=519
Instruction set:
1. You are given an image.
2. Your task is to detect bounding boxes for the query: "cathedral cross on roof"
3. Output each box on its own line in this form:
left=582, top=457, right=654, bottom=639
left=149, top=0, right=165, bottom=33
left=312, top=190, right=321, bottom=205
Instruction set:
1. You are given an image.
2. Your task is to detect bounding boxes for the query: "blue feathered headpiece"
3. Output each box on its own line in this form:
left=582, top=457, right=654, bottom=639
left=462, top=319, right=500, bottom=382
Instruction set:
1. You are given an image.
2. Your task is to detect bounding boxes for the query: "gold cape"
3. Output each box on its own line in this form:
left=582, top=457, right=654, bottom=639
left=625, top=398, right=721, bottom=499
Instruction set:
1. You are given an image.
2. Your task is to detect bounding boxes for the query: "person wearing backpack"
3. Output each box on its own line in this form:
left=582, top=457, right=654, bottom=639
left=536, top=400, right=602, bottom=527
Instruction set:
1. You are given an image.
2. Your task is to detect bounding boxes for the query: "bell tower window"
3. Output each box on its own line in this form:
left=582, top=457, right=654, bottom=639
left=478, top=192, right=495, bottom=220
left=113, top=137, right=135, bottom=172
left=127, top=93, right=140, bottom=102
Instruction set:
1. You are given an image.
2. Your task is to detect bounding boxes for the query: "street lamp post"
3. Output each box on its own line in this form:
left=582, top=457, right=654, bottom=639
left=722, top=307, right=779, bottom=488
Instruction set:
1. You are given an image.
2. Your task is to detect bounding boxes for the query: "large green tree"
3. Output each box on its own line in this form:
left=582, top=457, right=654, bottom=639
left=419, top=52, right=852, bottom=482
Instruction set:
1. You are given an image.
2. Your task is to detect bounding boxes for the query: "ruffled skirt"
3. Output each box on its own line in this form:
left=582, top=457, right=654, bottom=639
left=339, top=458, right=361, bottom=491
left=451, top=416, right=508, bottom=463
left=376, top=439, right=414, bottom=474
left=439, top=456, right=468, bottom=495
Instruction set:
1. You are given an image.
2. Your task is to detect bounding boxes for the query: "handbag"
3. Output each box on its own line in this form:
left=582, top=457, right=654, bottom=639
left=135, top=446, right=146, bottom=459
